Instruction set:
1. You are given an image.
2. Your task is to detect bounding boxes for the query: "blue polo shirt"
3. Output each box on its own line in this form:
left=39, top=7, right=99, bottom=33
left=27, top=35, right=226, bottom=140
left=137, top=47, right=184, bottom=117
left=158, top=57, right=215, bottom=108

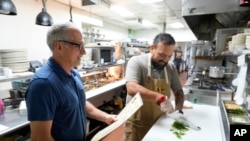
left=25, top=57, right=87, bottom=141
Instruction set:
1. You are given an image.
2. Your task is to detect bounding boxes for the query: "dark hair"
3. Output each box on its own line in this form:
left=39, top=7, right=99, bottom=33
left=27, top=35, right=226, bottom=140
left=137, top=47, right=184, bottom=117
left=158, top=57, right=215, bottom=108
left=153, top=33, right=175, bottom=46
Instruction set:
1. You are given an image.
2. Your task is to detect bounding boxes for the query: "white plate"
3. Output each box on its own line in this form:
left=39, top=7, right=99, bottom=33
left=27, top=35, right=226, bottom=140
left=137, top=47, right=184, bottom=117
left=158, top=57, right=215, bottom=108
left=3, top=66, right=29, bottom=73
left=1, top=52, right=28, bottom=58
left=0, top=49, right=27, bottom=53
left=2, top=62, right=29, bottom=69
left=11, top=67, right=29, bottom=73
left=1, top=57, right=28, bottom=63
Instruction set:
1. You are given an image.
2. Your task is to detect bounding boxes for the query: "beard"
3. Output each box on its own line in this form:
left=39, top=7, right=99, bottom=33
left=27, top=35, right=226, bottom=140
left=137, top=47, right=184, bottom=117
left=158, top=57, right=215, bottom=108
left=151, top=59, right=167, bottom=70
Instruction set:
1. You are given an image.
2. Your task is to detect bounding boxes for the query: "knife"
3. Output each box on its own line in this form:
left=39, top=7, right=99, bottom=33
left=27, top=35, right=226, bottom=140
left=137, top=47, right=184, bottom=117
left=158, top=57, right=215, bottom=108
left=175, top=110, right=201, bottom=130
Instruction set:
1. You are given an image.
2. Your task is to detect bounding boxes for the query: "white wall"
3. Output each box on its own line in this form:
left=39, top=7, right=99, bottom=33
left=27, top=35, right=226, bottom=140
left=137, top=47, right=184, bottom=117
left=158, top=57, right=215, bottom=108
left=0, top=0, right=195, bottom=61
left=0, top=0, right=128, bottom=62
left=133, top=28, right=160, bottom=44
left=0, top=0, right=195, bottom=99
left=94, top=22, right=128, bottom=41
left=0, top=0, right=128, bottom=99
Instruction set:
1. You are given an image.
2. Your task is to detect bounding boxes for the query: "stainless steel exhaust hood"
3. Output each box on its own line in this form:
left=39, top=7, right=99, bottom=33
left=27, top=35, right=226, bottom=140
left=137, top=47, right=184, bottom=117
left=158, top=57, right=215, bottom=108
left=182, top=0, right=250, bottom=40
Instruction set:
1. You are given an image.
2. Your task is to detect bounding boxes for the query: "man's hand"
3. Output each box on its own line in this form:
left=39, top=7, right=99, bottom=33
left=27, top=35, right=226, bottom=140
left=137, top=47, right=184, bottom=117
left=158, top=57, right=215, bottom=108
left=157, top=96, right=174, bottom=113
left=160, top=98, right=174, bottom=113
left=104, top=114, right=118, bottom=125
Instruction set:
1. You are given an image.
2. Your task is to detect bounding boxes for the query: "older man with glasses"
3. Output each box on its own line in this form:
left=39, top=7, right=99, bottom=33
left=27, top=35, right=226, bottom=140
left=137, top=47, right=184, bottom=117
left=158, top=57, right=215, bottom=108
left=25, top=22, right=117, bottom=141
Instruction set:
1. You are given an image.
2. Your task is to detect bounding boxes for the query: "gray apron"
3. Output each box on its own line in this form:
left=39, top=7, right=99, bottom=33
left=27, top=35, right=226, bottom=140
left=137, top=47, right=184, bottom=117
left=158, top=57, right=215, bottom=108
left=125, top=54, right=171, bottom=141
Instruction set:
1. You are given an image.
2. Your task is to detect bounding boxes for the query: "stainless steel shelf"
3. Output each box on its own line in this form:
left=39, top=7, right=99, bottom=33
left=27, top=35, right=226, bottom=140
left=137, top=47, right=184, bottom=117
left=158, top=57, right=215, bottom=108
left=79, top=63, right=125, bottom=74
left=0, top=72, right=34, bottom=83
left=221, top=50, right=250, bottom=56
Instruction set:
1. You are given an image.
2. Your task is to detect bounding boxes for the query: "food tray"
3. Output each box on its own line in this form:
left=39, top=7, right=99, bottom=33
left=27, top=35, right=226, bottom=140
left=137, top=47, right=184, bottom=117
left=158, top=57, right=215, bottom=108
left=228, top=114, right=250, bottom=124
left=224, top=100, right=242, bottom=110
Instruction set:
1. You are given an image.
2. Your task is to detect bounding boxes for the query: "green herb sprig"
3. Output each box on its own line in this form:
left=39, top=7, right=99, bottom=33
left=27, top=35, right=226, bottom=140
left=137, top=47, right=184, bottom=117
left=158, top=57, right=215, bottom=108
left=170, top=121, right=189, bottom=139
left=229, top=109, right=245, bottom=115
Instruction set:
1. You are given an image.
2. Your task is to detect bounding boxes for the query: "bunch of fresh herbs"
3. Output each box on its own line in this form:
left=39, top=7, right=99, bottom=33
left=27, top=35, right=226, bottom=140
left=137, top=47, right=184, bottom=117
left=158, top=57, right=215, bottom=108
left=170, top=121, right=189, bottom=139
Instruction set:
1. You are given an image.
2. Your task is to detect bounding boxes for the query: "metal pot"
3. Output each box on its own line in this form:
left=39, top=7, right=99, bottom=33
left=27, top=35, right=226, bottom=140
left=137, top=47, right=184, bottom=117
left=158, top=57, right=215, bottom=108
left=209, top=66, right=225, bottom=78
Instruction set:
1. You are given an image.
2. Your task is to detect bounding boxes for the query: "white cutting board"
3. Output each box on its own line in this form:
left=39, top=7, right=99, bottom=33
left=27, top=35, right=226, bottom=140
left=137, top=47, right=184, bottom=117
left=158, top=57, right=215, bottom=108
left=143, top=104, right=226, bottom=141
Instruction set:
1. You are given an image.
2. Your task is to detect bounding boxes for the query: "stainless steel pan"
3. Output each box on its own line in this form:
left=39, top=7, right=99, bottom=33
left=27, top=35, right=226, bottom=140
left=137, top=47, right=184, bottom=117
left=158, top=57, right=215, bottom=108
left=209, top=66, right=225, bottom=78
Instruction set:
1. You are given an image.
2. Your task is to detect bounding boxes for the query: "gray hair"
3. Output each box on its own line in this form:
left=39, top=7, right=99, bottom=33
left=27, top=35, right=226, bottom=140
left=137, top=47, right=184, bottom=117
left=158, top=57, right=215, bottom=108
left=46, top=22, right=77, bottom=50
left=153, top=33, right=175, bottom=46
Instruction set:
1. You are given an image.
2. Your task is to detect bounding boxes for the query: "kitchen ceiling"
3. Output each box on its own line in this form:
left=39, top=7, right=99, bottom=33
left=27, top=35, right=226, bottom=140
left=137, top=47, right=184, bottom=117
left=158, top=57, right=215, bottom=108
left=55, top=0, right=189, bottom=31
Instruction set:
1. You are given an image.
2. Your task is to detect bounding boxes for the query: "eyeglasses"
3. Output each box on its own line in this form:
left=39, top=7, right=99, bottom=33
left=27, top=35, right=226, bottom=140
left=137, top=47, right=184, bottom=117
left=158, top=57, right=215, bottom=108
left=58, top=40, right=84, bottom=50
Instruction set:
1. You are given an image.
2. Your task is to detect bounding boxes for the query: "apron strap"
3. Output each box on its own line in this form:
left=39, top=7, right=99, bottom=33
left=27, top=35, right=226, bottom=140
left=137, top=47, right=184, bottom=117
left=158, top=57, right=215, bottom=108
left=147, top=53, right=151, bottom=77
left=164, top=67, right=169, bottom=84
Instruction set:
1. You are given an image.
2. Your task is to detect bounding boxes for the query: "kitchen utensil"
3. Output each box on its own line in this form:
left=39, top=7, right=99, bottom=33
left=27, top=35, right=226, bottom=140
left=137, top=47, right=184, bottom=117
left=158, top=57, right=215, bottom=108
left=175, top=116, right=201, bottom=130
left=209, top=66, right=225, bottom=78
left=168, top=111, right=201, bottom=130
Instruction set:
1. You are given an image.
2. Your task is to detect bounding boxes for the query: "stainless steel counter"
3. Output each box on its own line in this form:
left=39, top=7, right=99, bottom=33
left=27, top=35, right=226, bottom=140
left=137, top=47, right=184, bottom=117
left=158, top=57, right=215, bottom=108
left=86, top=79, right=125, bottom=99
left=0, top=80, right=126, bottom=137
left=0, top=109, right=28, bottom=136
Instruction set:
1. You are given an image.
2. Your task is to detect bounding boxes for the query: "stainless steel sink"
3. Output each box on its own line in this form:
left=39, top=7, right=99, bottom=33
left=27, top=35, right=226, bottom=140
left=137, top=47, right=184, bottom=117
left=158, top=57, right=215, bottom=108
left=185, top=93, right=219, bottom=106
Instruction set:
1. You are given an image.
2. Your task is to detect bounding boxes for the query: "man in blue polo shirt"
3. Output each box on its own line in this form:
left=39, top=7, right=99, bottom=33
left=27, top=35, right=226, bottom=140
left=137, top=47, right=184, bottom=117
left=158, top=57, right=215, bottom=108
left=25, top=22, right=117, bottom=141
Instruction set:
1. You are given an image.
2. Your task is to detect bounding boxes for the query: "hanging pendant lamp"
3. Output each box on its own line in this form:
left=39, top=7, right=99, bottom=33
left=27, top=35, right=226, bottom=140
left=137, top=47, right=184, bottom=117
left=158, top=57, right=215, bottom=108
left=0, top=0, right=17, bottom=15
left=35, top=0, right=53, bottom=26
left=69, top=0, right=73, bottom=22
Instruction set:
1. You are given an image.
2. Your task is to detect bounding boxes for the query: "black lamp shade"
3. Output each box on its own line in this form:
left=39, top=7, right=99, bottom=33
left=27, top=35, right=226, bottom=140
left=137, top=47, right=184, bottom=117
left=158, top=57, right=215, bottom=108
left=0, top=0, right=17, bottom=15
left=35, top=8, right=53, bottom=26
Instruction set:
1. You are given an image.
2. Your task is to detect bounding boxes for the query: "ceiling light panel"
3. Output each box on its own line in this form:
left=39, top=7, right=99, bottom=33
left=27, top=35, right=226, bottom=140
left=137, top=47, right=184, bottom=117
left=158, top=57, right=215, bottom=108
left=169, top=22, right=184, bottom=29
left=142, top=20, right=156, bottom=27
left=110, top=5, right=134, bottom=17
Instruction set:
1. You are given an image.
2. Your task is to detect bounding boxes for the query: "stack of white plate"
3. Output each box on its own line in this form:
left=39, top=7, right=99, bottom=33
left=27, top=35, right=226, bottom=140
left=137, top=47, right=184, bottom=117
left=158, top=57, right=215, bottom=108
left=232, top=33, right=246, bottom=50
left=246, top=36, right=250, bottom=49
left=0, top=49, right=29, bottom=73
